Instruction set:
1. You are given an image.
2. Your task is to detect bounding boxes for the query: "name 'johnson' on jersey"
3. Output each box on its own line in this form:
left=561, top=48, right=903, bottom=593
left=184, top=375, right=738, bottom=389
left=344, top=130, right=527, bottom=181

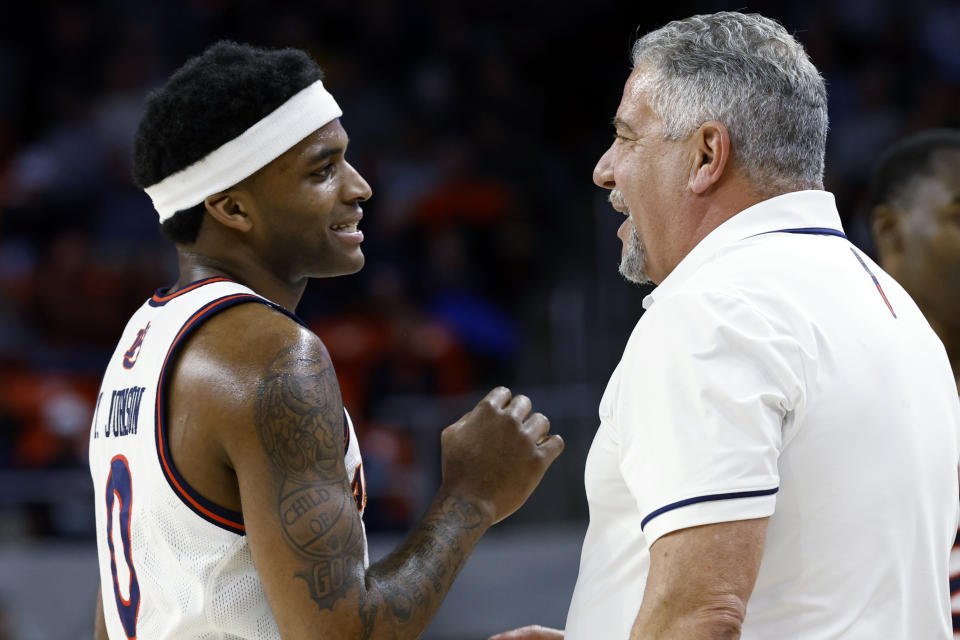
left=89, top=277, right=367, bottom=639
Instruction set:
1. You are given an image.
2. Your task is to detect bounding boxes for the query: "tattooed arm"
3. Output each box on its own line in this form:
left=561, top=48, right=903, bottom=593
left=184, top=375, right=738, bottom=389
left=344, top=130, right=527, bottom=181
left=219, top=314, right=563, bottom=640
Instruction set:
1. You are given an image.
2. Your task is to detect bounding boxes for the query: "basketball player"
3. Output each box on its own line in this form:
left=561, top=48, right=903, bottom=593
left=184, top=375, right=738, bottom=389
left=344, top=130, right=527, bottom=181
left=494, top=13, right=960, bottom=639
left=870, top=129, right=960, bottom=635
left=89, top=41, right=563, bottom=639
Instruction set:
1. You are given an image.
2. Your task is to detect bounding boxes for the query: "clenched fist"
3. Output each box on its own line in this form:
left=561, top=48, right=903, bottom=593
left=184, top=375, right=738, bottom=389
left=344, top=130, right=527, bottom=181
left=440, top=387, right=564, bottom=525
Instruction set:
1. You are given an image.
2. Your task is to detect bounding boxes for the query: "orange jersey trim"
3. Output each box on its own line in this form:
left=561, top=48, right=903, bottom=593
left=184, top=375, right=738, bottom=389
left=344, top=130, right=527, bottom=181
left=151, top=277, right=235, bottom=304
left=155, top=294, right=255, bottom=534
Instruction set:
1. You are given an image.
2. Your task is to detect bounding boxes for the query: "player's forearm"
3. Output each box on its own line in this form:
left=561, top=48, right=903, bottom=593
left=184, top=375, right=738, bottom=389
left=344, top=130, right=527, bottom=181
left=360, top=490, right=491, bottom=639
left=94, top=585, right=108, bottom=640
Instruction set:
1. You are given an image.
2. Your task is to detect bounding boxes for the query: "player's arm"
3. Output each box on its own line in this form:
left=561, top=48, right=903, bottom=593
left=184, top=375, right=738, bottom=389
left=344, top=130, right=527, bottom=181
left=213, top=309, right=562, bottom=639
left=94, top=584, right=107, bottom=640
left=489, top=626, right=564, bottom=639
left=628, top=517, right=768, bottom=639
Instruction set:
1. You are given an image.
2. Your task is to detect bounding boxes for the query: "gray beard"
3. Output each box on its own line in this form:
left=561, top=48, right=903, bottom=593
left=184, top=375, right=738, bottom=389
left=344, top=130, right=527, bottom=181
left=619, top=224, right=651, bottom=284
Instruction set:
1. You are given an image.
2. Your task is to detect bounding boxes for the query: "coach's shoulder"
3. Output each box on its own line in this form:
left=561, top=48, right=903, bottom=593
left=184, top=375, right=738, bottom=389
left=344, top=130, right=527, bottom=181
left=636, top=286, right=794, bottom=349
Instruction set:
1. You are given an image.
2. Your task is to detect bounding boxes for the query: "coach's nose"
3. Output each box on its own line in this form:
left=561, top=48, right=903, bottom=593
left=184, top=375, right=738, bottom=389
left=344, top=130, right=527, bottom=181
left=593, top=145, right=615, bottom=190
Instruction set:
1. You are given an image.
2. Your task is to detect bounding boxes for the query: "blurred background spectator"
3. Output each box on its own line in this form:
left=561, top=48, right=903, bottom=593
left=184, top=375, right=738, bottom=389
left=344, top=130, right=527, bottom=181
left=0, top=0, right=957, bottom=637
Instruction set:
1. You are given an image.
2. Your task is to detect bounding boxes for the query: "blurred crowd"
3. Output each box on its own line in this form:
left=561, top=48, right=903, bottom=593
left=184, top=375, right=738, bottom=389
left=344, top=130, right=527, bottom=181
left=0, top=0, right=958, bottom=538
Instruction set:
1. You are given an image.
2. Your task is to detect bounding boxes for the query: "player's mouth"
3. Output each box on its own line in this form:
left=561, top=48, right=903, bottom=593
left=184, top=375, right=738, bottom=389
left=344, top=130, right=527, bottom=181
left=330, top=215, right=364, bottom=243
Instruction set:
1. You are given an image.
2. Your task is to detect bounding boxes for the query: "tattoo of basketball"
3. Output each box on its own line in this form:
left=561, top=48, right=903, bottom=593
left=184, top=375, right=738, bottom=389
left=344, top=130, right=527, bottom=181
left=255, top=348, right=493, bottom=630
left=255, top=348, right=364, bottom=611
left=279, top=483, right=363, bottom=558
left=287, top=488, right=365, bottom=610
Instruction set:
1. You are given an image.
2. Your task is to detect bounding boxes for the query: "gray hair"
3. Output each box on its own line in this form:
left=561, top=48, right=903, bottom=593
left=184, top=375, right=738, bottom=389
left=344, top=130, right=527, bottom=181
left=631, top=12, right=828, bottom=193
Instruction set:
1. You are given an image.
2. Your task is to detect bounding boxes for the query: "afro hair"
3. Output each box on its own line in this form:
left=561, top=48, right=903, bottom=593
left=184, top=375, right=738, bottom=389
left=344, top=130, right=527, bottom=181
left=133, top=41, right=324, bottom=244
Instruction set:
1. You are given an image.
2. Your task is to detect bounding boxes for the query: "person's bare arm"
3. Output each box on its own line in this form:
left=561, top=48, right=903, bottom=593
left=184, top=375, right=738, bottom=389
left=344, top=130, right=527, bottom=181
left=202, top=308, right=562, bottom=639
left=629, top=518, right=768, bottom=639
left=489, top=625, right=564, bottom=639
left=94, top=584, right=107, bottom=640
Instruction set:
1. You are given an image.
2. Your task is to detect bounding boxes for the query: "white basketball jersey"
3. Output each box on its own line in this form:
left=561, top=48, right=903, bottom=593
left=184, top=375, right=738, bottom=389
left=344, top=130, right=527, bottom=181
left=89, top=277, right=367, bottom=639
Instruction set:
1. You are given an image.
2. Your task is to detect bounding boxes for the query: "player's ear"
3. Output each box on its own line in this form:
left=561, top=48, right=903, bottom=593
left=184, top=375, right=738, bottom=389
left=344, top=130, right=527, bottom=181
left=204, top=191, right=253, bottom=233
left=689, top=120, right=730, bottom=194
left=871, top=204, right=905, bottom=262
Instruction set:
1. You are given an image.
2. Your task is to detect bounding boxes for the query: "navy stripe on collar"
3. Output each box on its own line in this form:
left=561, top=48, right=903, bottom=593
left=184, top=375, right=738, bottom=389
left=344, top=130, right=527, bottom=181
left=750, top=226, right=847, bottom=239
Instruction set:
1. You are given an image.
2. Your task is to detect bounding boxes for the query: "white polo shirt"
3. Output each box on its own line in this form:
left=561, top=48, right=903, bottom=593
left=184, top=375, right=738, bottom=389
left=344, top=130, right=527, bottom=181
left=565, top=190, right=960, bottom=639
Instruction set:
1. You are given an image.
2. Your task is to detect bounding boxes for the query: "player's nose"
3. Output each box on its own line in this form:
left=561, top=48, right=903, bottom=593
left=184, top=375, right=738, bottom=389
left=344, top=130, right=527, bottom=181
left=343, top=161, right=372, bottom=203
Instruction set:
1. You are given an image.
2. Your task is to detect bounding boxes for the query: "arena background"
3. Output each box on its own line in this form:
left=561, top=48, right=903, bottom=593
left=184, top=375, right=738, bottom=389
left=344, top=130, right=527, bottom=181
left=0, top=0, right=958, bottom=637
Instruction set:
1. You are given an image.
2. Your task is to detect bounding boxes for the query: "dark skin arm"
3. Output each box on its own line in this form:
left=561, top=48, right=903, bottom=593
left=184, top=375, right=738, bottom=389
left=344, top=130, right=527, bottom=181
left=94, top=585, right=107, bottom=640
left=165, top=303, right=563, bottom=639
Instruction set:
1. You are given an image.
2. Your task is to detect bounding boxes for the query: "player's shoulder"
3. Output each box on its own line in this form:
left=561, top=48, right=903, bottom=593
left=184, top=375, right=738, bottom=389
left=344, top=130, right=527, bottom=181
left=170, top=299, right=333, bottom=404
left=162, top=299, right=345, bottom=487
left=203, top=300, right=321, bottom=351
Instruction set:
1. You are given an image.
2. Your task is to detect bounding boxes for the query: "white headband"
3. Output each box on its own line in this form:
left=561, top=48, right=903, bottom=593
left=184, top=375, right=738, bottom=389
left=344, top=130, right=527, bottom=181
left=144, top=79, right=342, bottom=222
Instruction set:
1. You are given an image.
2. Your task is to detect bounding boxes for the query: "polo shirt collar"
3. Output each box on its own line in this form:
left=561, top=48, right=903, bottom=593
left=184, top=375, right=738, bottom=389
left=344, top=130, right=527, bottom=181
left=641, top=190, right=843, bottom=310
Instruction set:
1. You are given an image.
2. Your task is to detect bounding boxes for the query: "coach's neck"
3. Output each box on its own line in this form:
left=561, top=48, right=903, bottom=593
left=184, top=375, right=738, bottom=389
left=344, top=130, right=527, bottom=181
left=654, top=166, right=778, bottom=285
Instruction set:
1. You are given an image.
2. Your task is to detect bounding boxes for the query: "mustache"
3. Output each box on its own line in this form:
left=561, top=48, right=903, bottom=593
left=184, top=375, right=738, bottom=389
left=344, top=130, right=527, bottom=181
left=609, top=189, right=628, bottom=211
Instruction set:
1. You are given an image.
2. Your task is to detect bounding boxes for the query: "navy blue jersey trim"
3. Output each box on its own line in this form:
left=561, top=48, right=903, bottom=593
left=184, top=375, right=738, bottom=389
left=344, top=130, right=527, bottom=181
left=147, top=276, right=310, bottom=329
left=155, top=294, right=262, bottom=534
left=641, top=487, right=779, bottom=531
left=154, top=293, right=309, bottom=535
left=261, top=300, right=309, bottom=329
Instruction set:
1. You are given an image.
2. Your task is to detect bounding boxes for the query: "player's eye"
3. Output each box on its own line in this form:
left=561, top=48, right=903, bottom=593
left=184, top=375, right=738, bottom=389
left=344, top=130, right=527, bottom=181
left=312, top=164, right=335, bottom=180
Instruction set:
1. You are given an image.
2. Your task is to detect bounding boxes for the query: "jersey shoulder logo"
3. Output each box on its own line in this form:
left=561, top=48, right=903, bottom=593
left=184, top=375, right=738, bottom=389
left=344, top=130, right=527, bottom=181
left=122, top=322, right=151, bottom=370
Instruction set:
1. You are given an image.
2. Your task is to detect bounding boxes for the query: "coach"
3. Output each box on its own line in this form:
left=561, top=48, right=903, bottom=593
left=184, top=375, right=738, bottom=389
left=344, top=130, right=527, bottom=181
left=570, top=11, right=960, bottom=639
left=496, top=11, right=960, bottom=640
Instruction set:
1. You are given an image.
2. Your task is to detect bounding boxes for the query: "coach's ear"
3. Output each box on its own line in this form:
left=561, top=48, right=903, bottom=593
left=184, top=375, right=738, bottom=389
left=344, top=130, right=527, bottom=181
left=871, top=204, right=904, bottom=266
left=204, top=191, right=253, bottom=233
left=689, top=120, right=730, bottom=194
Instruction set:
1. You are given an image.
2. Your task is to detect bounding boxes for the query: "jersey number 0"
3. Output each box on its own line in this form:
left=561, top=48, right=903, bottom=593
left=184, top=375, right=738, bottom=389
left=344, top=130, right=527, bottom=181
left=105, top=455, right=141, bottom=638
